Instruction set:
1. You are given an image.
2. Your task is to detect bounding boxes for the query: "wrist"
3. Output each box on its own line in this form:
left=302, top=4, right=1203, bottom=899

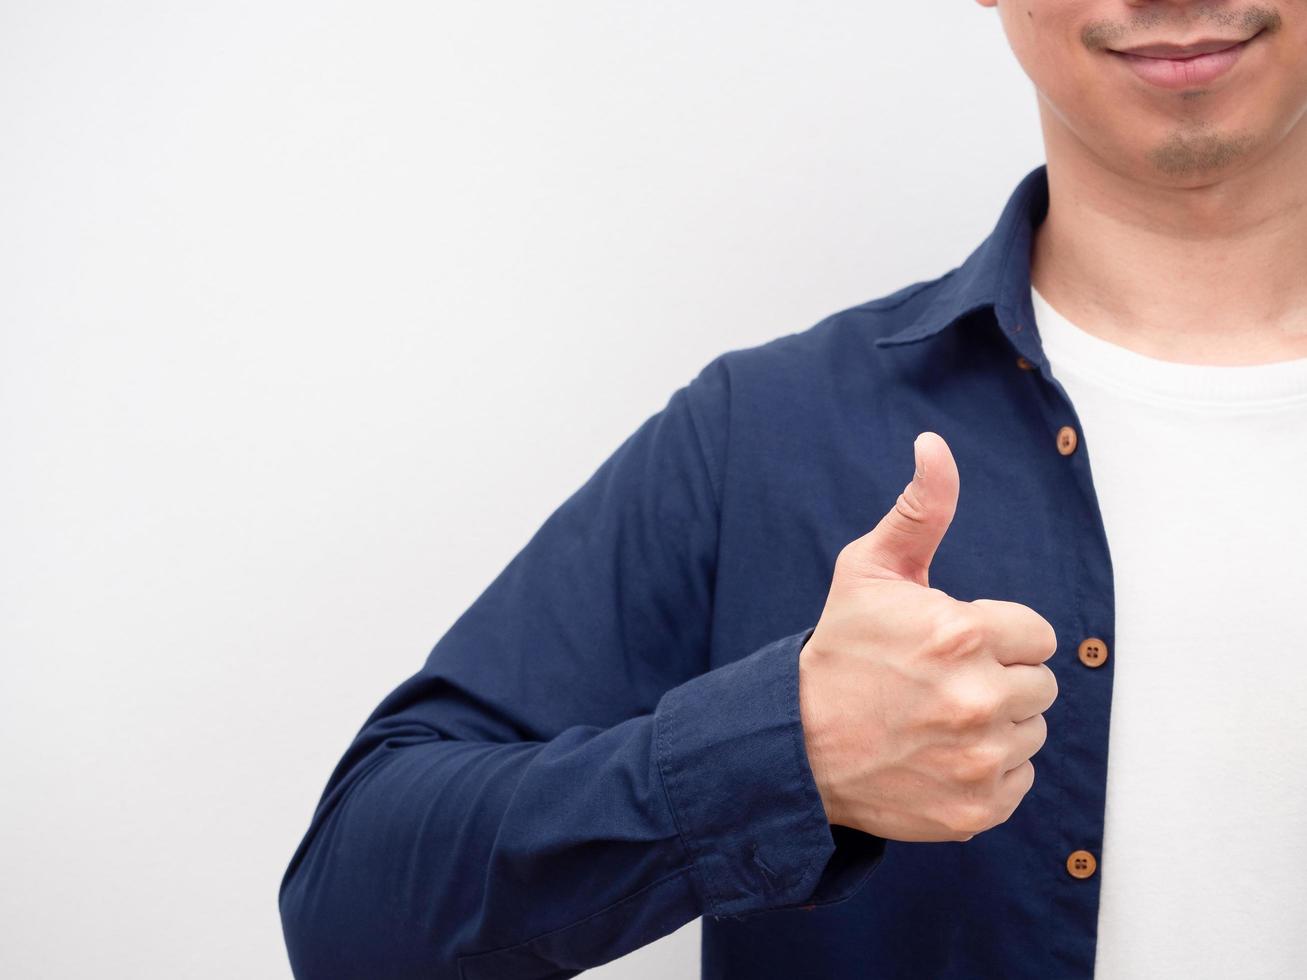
left=798, top=634, right=844, bottom=827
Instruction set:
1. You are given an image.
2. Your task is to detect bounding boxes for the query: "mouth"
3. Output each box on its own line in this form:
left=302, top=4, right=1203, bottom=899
left=1107, top=29, right=1264, bottom=89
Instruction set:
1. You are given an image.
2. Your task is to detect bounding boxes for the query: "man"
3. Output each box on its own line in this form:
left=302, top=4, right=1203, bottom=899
left=280, top=1, right=1307, bottom=976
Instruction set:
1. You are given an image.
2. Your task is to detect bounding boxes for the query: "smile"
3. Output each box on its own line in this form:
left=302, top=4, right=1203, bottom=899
left=1108, top=30, right=1263, bottom=90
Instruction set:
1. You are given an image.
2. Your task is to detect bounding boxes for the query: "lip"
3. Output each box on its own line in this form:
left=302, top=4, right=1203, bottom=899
left=1108, top=31, right=1262, bottom=89
left=1114, top=36, right=1255, bottom=58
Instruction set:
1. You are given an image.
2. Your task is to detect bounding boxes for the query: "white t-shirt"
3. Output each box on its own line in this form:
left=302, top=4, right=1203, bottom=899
left=1030, top=285, right=1307, bottom=980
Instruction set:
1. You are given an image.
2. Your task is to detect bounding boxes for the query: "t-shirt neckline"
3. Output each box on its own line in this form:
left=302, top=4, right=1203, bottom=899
left=1030, top=285, right=1307, bottom=409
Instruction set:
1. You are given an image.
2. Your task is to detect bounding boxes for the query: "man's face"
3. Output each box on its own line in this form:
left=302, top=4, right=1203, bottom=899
left=977, top=1, right=1307, bottom=185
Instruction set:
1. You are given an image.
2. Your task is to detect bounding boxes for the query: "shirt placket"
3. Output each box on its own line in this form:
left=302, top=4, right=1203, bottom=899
left=1001, top=298, right=1117, bottom=979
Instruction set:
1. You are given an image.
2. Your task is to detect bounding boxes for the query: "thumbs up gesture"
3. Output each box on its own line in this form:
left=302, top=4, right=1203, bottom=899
left=798, top=432, right=1059, bottom=843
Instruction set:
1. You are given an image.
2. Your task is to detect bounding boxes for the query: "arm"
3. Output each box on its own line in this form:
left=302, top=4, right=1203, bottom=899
left=278, top=356, right=887, bottom=979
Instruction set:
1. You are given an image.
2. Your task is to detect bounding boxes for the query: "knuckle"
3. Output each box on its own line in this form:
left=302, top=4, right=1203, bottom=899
left=940, top=686, right=995, bottom=732
left=931, top=609, right=987, bottom=659
left=948, top=801, right=992, bottom=838
left=955, top=742, right=1004, bottom=784
left=954, top=759, right=992, bottom=787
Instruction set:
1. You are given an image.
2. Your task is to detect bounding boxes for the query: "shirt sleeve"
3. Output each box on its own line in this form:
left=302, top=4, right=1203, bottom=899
left=277, top=354, right=887, bottom=980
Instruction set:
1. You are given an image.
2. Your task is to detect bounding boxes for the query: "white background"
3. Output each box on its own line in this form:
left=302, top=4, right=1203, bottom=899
left=0, top=2, right=1043, bottom=977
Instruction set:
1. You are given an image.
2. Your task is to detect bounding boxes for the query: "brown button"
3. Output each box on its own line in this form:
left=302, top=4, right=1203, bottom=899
left=1078, top=637, right=1109, bottom=668
left=1066, top=850, right=1097, bottom=879
left=1056, top=426, right=1078, bottom=455
left=1016, top=355, right=1036, bottom=371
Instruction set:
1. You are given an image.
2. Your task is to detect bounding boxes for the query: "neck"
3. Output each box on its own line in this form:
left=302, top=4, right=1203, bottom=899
left=1029, top=100, right=1307, bottom=366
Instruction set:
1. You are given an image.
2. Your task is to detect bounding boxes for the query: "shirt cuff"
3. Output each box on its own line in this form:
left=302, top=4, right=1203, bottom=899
left=653, top=626, right=887, bottom=919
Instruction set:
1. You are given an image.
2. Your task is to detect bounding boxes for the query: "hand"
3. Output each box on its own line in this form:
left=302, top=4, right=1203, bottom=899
left=798, top=431, right=1058, bottom=843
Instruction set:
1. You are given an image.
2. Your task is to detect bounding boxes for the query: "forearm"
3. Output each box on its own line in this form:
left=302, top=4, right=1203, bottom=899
left=279, top=629, right=886, bottom=980
left=279, top=712, right=694, bottom=979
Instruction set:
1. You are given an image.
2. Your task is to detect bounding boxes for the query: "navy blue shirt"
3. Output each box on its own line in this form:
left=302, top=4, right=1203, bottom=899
left=279, top=162, right=1114, bottom=978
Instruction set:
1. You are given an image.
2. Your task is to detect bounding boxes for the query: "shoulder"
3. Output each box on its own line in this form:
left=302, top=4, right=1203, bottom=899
left=685, top=269, right=954, bottom=411
left=668, top=270, right=955, bottom=494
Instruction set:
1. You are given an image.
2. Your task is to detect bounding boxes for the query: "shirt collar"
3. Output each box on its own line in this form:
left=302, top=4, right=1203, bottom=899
left=873, top=163, right=1050, bottom=355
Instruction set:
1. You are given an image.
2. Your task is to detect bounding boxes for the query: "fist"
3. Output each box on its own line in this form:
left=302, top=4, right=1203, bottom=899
left=798, top=431, right=1058, bottom=843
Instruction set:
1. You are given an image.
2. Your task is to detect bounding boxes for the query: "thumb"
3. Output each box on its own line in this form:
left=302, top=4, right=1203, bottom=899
left=849, top=431, right=960, bottom=588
